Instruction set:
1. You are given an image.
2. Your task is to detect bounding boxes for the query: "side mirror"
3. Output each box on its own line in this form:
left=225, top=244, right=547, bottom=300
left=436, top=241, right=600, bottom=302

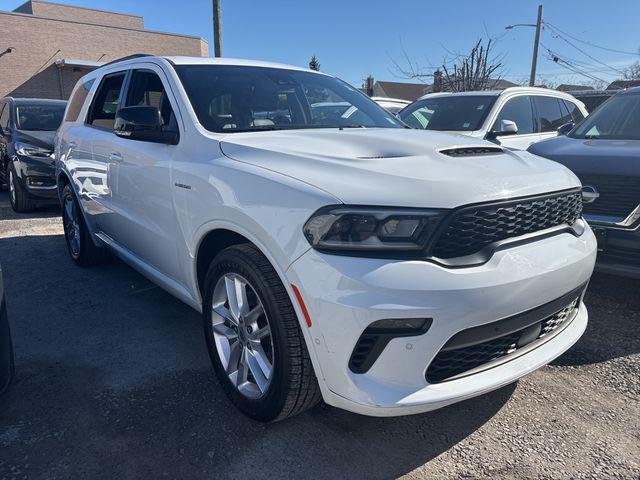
left=557, top=122, right=574, bottom=136
left=487, top=119, right=518, bottom=138
left=114, top=106, right=178, bottom=145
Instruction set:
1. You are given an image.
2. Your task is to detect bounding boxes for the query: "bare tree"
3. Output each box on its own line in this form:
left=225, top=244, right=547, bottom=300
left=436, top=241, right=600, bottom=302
left=440, top=39, right=503, bottom=92
left=391, top=38, right=504, bottom=92
left=624, top=62, right=640, bottom=80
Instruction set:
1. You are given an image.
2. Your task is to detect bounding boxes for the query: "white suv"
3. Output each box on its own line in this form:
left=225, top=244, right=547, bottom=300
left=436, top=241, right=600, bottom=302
left=399, top=87, right=589, bottom=150
left=55, top=56, right=596, bottom=422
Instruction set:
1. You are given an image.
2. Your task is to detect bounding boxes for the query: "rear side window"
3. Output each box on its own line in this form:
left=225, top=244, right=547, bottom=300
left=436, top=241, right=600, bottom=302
left=87, top=73, right=125, bottom=129
left=493, top=96, right=534, bottom=134
left=564, top=100, right=585, bottom=123
left=125, top=70, right=176, bottom=128
left=65, top=79, right=94, bottom=122
left=534, top=96, right=565, bottom=132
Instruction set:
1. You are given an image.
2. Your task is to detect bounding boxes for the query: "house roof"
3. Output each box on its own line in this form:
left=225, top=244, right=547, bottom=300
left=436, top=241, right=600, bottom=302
left=557, top=84, right=594, bottom=92
left=607, top=79, right=640, bottom=90
left=374, top=81, right=429, bottom=101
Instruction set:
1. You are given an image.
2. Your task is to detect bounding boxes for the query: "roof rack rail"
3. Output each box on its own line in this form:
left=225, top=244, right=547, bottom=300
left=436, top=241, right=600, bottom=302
left=101, top=54, right=154, bottom=68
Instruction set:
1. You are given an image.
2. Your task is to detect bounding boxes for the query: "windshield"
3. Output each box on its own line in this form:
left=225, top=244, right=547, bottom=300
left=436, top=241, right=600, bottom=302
left=570, top=93, right=640, bottom=140
left=174, top=65, right=402, bottom=133
left=399, top=95, right=497, bottom=131
left=15, top=104, right=65, bottom=131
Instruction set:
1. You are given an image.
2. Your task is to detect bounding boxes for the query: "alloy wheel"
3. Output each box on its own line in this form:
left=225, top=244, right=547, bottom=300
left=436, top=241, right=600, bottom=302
left=211, top=273, right=274, bottom=399
left=63, top=194, right=81, bottom=257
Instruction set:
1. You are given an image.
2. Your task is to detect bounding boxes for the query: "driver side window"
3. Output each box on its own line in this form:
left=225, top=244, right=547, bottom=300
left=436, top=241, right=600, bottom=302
left=125, top=69, right=177, bottom=130
left=493, top=96, right=534, bottom=135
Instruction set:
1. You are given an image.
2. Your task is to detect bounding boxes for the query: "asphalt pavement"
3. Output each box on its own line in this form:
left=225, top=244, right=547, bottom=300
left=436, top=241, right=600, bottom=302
left=0, top=191, right=638, bottom=479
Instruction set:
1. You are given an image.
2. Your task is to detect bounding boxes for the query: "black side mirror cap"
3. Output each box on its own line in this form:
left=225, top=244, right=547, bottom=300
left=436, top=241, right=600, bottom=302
left=114, top=106, right=178, bottom=145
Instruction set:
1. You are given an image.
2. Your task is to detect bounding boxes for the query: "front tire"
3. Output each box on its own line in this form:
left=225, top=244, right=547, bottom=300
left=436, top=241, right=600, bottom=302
left=61, top=184, right=105, bottom=266
left=202, top=244, right=321, bottom=422
left=8, top=163, right=34, bottom=213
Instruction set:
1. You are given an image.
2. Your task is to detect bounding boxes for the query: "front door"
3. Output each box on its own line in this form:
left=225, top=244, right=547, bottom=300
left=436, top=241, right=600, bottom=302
left=105, top=66, right=182, bottom=281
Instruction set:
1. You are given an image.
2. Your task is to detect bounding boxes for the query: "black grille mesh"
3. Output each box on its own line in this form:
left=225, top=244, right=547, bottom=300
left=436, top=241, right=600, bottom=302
left=576, top=174, right=640, bottom=219
left=426, top=297, right=580, bottom=384
left=432, top=191, right=583, bottom=259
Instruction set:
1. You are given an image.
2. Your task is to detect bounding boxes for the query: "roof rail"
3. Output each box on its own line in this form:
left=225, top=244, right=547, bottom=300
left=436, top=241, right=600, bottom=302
left=101, top=54, right=154, bottom=68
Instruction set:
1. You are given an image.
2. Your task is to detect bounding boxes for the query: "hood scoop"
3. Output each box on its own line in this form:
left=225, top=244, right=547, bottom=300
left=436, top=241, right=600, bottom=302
left=440, top=146, right=504, bottom=157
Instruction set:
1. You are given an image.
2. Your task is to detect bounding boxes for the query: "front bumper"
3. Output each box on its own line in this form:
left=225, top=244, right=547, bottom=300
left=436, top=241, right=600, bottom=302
left=286, top=227, right=596, bottom=416
left=13, top=154, right=58, bottom=200
left=590, top=222, right=640, bottom=279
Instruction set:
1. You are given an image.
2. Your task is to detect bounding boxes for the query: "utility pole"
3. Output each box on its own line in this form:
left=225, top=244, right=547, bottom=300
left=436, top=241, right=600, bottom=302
left=212, top=0, right=222, bottom=57
left=529, top=4, right=543, bottom=86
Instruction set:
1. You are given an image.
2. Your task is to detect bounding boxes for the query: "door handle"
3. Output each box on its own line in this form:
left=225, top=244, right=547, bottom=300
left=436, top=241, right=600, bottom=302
left=109, top=152, right=123, bottom=163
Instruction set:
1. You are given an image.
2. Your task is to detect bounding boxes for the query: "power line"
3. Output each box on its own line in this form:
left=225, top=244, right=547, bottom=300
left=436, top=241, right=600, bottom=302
left=542, top=46, right=608, bottom=83
left=544, top=21, right=639, bottom=56
left=544, top=23, right=628, bottom=76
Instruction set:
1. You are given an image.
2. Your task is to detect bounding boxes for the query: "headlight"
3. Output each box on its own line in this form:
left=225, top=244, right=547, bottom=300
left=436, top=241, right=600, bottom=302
left=303, top=205, right=446, bottom=254
left=15, top=142, right=53, bottom=158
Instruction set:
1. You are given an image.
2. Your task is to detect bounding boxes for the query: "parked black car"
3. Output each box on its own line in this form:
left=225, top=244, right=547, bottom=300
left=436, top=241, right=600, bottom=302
left=528, top=87, right=640, bottom=278
left=0, top=264, right=13, bottom=395
left=0, top=97, right=67, bottom=212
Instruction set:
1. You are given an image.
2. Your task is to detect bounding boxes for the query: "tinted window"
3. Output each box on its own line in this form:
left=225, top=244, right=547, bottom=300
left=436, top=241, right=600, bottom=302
left=88, top=73, right=125, bottom=129
left=15, top=104, right=65, bottom=131
left=564, top=100, right=585, bottom=123
left=175, top=65, right=401, bottom=133
left=534, top=96, right=565, bottom=132
left=571, top=93, right=640, bottom=140
left=0, top=103, right=9, bottom=130
left=558, top=100, right=573, bottom=127
left=399, top=95, right=497, bottom=131
left=65, top=79, right=94, bottom=122
left=493, top=96, right=534, bottom=134
left=125, top=70, right=175, bottom=128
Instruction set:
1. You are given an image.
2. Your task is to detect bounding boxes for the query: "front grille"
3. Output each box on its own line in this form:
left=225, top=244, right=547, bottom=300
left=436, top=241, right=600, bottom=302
left=576, top=174, right=640, bottom=219
left=426, top=296, right=580, bottom=384
left=431, top=190, right=582, bottom=259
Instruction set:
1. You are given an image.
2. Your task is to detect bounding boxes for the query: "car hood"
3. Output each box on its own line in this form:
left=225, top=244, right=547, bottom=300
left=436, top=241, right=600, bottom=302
left=528, top=135, right=640, bottom=176
left=15, top=130, right=56, bottom=150
left=220, top=128, right=580, bottom=208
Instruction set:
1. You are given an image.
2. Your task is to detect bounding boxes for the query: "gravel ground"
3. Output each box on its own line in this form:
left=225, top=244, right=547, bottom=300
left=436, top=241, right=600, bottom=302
left=0, top=190, right=638, bottom=480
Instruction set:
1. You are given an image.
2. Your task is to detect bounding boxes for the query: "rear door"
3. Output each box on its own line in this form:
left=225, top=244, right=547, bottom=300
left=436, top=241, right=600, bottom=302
left=85, top=71, right=128, bottom=235
left=532, top=96, right=567, bottom=144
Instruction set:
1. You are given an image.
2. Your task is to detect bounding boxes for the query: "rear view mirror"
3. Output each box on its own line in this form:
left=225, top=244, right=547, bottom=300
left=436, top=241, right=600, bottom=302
left=114, top=106, right=178, bottom=145
left=557, top=122, right=574, bottom=136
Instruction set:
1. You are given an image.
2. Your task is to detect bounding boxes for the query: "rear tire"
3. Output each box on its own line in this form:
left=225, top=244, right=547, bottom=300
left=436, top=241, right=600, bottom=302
left=61, top=184, right=105, bottom=266
left=8, top=163, right=34, bottom=213
left=202, top=244, right=321, bottom=422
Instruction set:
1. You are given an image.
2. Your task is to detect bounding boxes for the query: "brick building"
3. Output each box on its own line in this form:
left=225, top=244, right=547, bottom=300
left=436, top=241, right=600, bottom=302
left=0, top=0, right=208, bottom=99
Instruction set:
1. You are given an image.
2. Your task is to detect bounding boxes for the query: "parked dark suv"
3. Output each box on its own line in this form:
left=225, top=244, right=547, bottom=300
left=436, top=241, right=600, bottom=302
left=528, top=87, right=640, bottom=278
left=0, top=97, right=66, bottom=212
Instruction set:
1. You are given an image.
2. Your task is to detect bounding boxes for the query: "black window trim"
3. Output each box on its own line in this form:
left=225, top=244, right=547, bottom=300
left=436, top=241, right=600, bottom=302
left=84, top=70, right=130, bottom=133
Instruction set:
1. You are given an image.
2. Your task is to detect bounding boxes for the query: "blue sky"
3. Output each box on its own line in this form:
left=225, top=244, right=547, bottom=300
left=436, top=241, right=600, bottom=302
left=3, top=0, right=639, bottom=88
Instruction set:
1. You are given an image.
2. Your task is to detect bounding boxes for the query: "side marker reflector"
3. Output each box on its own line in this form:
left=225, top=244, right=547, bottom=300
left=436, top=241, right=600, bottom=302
left=290, top=283, right=312, bottom=328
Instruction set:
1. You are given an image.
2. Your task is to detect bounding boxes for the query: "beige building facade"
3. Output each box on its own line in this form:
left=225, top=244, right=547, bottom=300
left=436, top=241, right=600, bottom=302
left=0, top=0, right=208, bottom=100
